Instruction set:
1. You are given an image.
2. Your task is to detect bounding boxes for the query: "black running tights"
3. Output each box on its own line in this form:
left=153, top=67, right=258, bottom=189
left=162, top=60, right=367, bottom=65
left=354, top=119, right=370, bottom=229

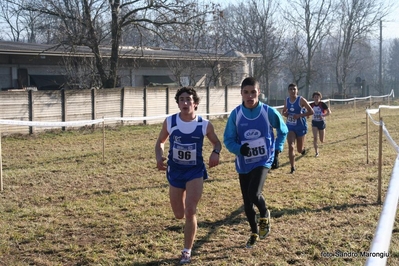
left=238, top=166, right=269, bottom=234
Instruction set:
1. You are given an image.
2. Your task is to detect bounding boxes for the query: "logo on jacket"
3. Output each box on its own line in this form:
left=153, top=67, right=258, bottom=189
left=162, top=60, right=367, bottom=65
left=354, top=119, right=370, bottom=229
left=244, top=129, right=261, bottom=139
left=174, top=135, right=182, bottom=143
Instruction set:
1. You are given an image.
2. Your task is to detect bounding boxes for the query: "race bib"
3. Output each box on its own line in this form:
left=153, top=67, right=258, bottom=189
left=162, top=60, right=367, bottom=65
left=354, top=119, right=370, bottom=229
left=287, top=114, right=297, bottom=125
left=313, top=109, right=324, bottom=121
left=241, top=138, right=267, bottom=164
left=172, top=143, right=197, bottom=165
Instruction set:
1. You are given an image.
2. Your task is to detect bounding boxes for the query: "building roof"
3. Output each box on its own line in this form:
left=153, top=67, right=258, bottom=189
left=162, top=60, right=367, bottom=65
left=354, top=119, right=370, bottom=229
left=0, top=41, right=260, bottom=61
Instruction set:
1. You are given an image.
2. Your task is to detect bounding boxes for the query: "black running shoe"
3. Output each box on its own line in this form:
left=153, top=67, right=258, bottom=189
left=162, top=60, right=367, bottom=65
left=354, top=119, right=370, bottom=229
left=271, top=156, right=279, bottom=169
left=246, top=233, right=259, bottom=248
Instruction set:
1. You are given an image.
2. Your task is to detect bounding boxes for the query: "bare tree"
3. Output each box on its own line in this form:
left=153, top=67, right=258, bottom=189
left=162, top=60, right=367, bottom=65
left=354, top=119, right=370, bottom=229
left=165, top=6, right=207, bottom=86
left=198, top=10, right=230, bottom=87
left=282, top=32, right=308, bottom=90
left=10, top=0, right=214, bottom=89
left=156, top=6, right=239, bottom=88
left=1, top=1, right=61, bottom=43
left=0, top=1, right=27, bottom=41
left=388, top=39, right=399, bottom=80
left=387, top=38, right=399, bottom=90
left=284, top=0, right=334, bottom=98
left=61, top=49, right=102, bottom=89
left=220, top=0, right=286, bottom=101
left=332, top=0, right=391, bottom=96
left=165, top=55, right=206, bottom=87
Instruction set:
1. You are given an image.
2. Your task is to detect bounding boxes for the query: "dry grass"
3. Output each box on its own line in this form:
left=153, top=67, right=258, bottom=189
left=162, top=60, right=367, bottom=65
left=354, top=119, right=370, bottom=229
left=0, top=99, right=399, bottom=266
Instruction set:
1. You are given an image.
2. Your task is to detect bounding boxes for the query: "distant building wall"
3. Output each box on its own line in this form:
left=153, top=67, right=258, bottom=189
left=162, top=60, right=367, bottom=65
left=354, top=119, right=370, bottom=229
left=0, top=63, right=247, bottom=90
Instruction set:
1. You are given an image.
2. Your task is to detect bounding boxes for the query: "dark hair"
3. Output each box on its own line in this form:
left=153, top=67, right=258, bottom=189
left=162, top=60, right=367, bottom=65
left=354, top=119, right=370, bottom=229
left=241, top=77, right=259, bottom=90
left=175, top=87, right=200, bottom=110
left=312, top=91, right=322, bottom=98
left=288, top=83, right=297, bottom=89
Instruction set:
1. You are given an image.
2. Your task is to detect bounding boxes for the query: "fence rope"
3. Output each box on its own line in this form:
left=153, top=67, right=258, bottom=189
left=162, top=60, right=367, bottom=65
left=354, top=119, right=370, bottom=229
left=366, top=106, right=399, bottom=153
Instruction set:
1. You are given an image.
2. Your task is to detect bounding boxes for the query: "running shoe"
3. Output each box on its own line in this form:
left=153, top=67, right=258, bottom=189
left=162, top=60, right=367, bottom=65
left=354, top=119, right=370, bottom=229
left=246, top=233, right=259, bottom=248
left=180, top=251, right=191, bottom=264
left=301, top=149, right=307, bottom=155
left=290, top=167, right=296, bottom=174
left=315, top=152, right=319, bottom=157
left=271, top=156, right=279, bottom=169
left=259, top=210, right=271, bottom=239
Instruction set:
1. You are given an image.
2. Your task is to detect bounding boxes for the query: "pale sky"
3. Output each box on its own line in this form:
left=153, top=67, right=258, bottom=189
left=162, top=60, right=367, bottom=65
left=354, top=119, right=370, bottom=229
left=383, top=6, right=399, bottom=40
left=216, top=0, right=399, bottom=41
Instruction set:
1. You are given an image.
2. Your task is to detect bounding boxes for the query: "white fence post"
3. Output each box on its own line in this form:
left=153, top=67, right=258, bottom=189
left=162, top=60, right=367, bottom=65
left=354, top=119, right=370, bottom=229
left=365, top=156, right=399, bottom=265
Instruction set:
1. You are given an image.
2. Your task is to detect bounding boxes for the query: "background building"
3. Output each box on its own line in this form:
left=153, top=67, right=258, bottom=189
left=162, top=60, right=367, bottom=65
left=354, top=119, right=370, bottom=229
left=0, top=41, right=260, bottom=91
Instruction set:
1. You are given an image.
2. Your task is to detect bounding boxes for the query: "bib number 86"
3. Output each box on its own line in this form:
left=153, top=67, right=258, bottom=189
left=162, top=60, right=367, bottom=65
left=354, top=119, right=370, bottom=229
left=248, top=146, right=266, bottom=157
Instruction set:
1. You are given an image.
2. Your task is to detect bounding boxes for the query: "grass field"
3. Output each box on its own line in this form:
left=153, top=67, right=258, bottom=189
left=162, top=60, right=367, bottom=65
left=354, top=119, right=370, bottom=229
left=0, top=100, right=399, bottom=266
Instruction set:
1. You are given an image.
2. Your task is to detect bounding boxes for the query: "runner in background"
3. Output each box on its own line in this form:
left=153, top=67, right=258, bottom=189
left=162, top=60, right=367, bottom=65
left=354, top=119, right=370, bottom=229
left=282, top=83, right=314, bottom=174
left=309, top=91, right=331, bottom=157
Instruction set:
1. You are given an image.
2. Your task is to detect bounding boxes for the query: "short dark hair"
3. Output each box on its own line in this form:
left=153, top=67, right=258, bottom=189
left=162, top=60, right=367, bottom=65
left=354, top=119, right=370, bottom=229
left=241, top=77, right=259, bottom=90
left=175, top=87, right=200, bottom=110
left=312, top=91, right=322, bottom=98
left=288, top=83, right=297, bottom=89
